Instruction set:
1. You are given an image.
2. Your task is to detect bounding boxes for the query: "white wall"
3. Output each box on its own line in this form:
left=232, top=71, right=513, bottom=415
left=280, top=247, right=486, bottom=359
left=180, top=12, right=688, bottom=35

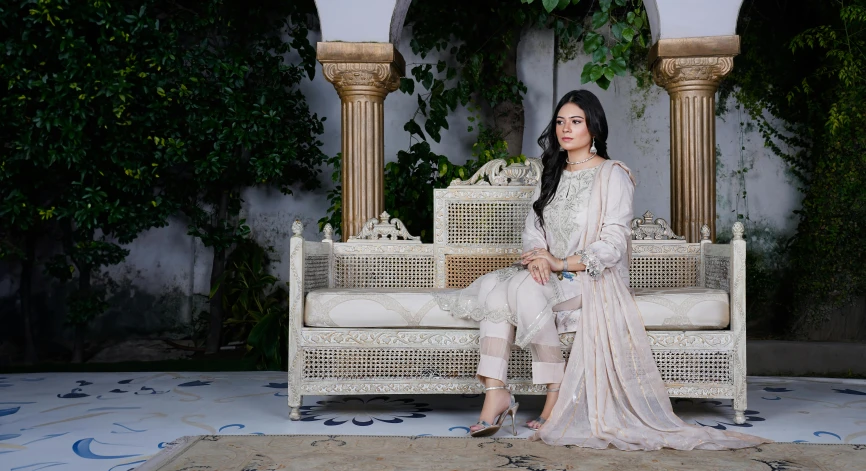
left=315, top=0, right=398, bottom=42
left=552, top=51, right=800, bottom=235
left=0, top=25, right=802, bottom=343
left=644, top=0, right=744, bottom=44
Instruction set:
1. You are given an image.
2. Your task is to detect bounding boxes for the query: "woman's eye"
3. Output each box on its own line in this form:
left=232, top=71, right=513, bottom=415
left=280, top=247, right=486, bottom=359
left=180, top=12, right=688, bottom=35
left=556, top=120, right=563, bottom=125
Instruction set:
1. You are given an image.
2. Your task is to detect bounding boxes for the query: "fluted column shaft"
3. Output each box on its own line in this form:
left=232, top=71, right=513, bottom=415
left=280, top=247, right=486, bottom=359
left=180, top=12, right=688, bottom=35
left=651, top=37, right=738, bottom=242
left=318, top=43, right=404, bottom=240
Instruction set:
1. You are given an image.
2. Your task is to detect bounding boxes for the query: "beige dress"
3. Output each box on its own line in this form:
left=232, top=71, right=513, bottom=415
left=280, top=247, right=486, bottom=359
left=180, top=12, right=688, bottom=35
left=439, top=160, right=770, bottom=450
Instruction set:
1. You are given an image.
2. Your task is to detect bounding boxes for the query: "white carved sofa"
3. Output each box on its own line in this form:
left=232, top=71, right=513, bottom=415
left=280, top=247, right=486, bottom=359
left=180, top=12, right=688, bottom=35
left=288, top=159, right=748, bottom=424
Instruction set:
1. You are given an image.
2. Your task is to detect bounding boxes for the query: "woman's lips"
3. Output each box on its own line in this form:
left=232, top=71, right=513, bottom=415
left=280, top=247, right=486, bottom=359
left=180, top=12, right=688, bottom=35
left=561, top=137, right=573, bottom=142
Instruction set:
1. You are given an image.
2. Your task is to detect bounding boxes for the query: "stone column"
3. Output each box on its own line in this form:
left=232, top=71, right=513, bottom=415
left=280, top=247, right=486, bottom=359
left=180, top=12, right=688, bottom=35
left=650, top=36, right=739, bottom=242
left=318, top=42, right=404, bottom=241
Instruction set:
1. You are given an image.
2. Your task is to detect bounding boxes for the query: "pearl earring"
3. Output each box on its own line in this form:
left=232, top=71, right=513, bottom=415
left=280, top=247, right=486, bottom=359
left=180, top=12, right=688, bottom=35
left=589, top=138, right=597, bottom=155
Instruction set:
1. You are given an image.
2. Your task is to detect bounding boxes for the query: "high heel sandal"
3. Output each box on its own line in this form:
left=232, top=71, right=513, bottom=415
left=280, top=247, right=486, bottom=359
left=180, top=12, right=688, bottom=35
left=527, top=386, right=560, bottom=430
left=470, top=386, right=520, bottom=438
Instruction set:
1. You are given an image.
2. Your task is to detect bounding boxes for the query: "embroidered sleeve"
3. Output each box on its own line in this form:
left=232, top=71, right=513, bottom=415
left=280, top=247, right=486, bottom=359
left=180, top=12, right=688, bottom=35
left=584, top=166, right=635, bottom=271
left=576, top=249, right=602, bottom=280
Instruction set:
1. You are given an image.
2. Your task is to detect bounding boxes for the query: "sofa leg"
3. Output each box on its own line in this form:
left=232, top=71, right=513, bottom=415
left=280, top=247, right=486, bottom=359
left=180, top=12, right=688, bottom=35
left=289, top=393, right=303, bottom=421
left=733, top=392, right=747, bottom=424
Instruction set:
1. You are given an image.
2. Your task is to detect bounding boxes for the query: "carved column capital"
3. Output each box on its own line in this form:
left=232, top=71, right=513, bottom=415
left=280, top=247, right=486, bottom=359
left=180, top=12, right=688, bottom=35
left=652, top=56, right=734, bottom=90
left=322, top=62, right=401, bottom=100
left=318, top=42, right=404, bottom=101
left=316, top=42, right=405, bottom=240
left=648, top=36, right=740, bottom=243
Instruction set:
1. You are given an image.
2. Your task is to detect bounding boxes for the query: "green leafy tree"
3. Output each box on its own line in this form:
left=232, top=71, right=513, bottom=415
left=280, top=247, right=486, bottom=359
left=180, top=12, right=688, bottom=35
left=1, top=0, right=182, bottom=362
left=322, top=0, right=649, bottom=241
left=721, top=0, right=866, bottom=336
left=156, top=0, right=326, bottom=354
left=215, top=239, right=289, bottom=370
left=401, top=0, right=648, bottom=155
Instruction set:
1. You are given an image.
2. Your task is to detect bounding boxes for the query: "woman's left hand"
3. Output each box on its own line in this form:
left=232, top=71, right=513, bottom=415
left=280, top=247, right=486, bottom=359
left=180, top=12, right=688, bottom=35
left=520, top=248, right=563, bottom=271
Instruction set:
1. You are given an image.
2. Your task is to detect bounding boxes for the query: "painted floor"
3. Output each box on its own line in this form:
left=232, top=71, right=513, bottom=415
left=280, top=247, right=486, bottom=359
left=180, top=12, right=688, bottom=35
left=1, top=372, right=865, bottom=471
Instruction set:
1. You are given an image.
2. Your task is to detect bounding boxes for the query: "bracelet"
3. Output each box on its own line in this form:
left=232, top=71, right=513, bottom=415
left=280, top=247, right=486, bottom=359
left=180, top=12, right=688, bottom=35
left=562, top=257, right=568, bottom=272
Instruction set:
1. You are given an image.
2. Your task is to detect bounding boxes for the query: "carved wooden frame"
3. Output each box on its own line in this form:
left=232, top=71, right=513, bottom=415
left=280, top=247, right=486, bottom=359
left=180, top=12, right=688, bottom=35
left=287, top=161, right=748, bottom=424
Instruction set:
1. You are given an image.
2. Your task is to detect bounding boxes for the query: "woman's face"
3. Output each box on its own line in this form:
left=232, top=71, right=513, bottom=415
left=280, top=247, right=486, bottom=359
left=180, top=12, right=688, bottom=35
left=555, top=102, right=592, bottom=152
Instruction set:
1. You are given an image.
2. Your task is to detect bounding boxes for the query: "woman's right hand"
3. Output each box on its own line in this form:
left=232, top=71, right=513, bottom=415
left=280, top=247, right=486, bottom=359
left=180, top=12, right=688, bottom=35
left=526, top=258, right=552, bottom=285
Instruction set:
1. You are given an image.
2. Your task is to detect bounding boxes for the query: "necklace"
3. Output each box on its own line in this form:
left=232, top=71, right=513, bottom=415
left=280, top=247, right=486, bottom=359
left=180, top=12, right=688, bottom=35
left=566, top=153, right=596, bottom=165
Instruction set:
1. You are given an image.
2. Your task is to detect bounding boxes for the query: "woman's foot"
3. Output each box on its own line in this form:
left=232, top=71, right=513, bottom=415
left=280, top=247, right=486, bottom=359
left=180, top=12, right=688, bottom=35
left=527, top=383, right=560, bottom=430
left=469, top=380, right=514, bottom=434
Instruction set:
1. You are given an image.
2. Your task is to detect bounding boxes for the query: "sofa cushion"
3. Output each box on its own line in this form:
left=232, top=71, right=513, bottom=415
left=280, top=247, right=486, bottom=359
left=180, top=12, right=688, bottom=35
left=633, top=287, right=730, bottom=330
left=304, top=286, right=729, bottom=331
left=304, top=289, right=478, bottom=329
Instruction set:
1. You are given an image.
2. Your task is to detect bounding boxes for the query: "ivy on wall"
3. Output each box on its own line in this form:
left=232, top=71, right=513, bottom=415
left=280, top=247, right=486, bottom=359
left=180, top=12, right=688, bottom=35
left=320, top=0, right=650, bottom=242
left=720, top=0, right=866, bottom=337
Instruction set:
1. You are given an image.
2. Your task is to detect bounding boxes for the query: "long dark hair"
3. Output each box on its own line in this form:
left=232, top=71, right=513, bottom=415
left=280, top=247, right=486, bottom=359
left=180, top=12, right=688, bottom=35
left=532, top=90, right=610, bottom=229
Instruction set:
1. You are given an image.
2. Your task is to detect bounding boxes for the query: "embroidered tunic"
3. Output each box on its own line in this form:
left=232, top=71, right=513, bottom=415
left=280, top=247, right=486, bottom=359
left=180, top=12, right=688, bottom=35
left=434, top=166, right=602, bottom=346
left=544, top=167, right=597, bottom=260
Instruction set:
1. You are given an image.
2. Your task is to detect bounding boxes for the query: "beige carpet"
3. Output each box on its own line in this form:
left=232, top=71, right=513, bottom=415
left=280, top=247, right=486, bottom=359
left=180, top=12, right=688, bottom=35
left=136, top=435, right=865, bottom=471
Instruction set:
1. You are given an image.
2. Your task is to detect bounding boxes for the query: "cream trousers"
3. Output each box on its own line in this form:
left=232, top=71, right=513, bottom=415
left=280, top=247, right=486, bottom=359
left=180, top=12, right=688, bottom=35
left=476, top=271, right=565, bottom=385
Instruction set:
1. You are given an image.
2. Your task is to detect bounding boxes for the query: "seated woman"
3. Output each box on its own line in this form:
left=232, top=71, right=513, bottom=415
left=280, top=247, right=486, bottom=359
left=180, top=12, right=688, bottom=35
left=435, top=90, right=768, bottom=450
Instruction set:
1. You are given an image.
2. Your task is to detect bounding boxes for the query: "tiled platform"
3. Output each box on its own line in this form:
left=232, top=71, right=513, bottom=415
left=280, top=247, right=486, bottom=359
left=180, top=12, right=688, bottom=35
left=1, top=372, right=865, bottom=470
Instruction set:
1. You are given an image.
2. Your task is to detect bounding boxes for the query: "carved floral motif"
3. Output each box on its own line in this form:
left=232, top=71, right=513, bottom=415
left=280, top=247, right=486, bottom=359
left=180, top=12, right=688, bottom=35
left=631, top=211, right=686, bottom=240
left=652, top=56, right=735, bottom=88
left=450, top=158, right=542, bottom=187
left=322, top=63, right=401, bottom=98
left=348, top=211, right=420, bottom=243
left=288, top=188, right=749, bottom=421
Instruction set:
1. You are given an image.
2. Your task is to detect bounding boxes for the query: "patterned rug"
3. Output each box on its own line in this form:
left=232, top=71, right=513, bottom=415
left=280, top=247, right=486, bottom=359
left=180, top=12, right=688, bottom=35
left=136, top=434, right=865, bottom=470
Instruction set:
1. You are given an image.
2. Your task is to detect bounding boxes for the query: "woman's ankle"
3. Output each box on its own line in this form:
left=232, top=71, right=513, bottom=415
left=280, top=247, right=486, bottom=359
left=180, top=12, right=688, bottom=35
left=484, top=377, right=506, bottom=389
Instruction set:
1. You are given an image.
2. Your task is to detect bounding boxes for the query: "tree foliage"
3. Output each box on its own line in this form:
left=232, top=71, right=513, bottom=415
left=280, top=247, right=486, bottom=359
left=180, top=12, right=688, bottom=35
left=1, top=0, right=182, bottom=361
left=321, top=0, right=650, bottom=242
left=721, top=0, right=866, bottom=335
left=155, top=0, right=325, bottom=353
left=1, top=0, right=326, bottom=361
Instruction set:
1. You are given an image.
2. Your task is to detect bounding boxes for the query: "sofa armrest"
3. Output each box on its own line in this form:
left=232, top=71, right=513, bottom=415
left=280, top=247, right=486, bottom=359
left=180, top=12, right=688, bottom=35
left=288, top=221, right=333, bottom=417
left=701, top=222, right=747, bottom=402
left=700, top=222, right=746, bottom=332
left=289, top=221, right=334, bottom=327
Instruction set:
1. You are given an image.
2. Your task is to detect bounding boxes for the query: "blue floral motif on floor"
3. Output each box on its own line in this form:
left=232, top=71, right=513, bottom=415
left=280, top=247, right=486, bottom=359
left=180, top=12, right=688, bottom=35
left=300, top=396, right=432, bottom=426
left=673, top=399, right=766, bottom=430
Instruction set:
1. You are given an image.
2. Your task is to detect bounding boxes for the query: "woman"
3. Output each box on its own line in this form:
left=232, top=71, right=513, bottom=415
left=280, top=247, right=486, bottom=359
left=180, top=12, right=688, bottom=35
left=435, top=90, right=768, bottom=450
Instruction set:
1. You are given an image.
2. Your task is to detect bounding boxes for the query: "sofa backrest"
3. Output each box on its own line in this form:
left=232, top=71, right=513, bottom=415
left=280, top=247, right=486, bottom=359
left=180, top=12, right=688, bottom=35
left=321, top=159, right=711, bottom=291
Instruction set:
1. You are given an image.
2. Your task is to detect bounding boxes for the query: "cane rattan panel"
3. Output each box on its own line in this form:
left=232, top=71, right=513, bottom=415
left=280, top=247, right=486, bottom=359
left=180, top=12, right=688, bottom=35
left=303, top=255, right=329, bottom=294
left=445, top=255, right=520, bottom=289
left=447, top=201, right=531, bottom=245
left=653, top=350, right=732, bottom=384
left=302, top=347, right=730, bottom=385
left=334, top=255, right=434, bottom=288
left=705, top=255, right=730, bottom=292
left=304, top=348, right=483, bottom=380
left=629, top=256, right=699, bottom=289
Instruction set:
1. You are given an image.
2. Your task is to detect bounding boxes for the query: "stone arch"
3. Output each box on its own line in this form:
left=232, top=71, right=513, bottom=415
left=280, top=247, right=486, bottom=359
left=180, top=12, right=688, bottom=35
left=314, top=0, right=409, bottom=43
left=387, top=1, right=746, bottom=48
left=311, top=1, right=749, bottom=48
left=643, top=0, right=745, bottom=44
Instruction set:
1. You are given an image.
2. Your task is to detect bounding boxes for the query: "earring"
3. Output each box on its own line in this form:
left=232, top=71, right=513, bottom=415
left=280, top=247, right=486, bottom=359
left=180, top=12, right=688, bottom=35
left=590, top=138, right=597, bottom=155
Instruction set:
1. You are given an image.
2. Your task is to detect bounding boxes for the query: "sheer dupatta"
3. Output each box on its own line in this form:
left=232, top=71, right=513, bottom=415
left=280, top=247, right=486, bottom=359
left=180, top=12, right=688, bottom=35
left=535, top=160, right=769, bottom=450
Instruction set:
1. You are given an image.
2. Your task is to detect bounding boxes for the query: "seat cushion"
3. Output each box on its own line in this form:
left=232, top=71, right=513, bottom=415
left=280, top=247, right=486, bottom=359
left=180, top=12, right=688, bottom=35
left=555, top=287, right=729, bottom=333
left=304, top=286, right=729, bottom=331
left=634, top=286, right=730, bottom=330
left=304, top=288, right=478, bottom=329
